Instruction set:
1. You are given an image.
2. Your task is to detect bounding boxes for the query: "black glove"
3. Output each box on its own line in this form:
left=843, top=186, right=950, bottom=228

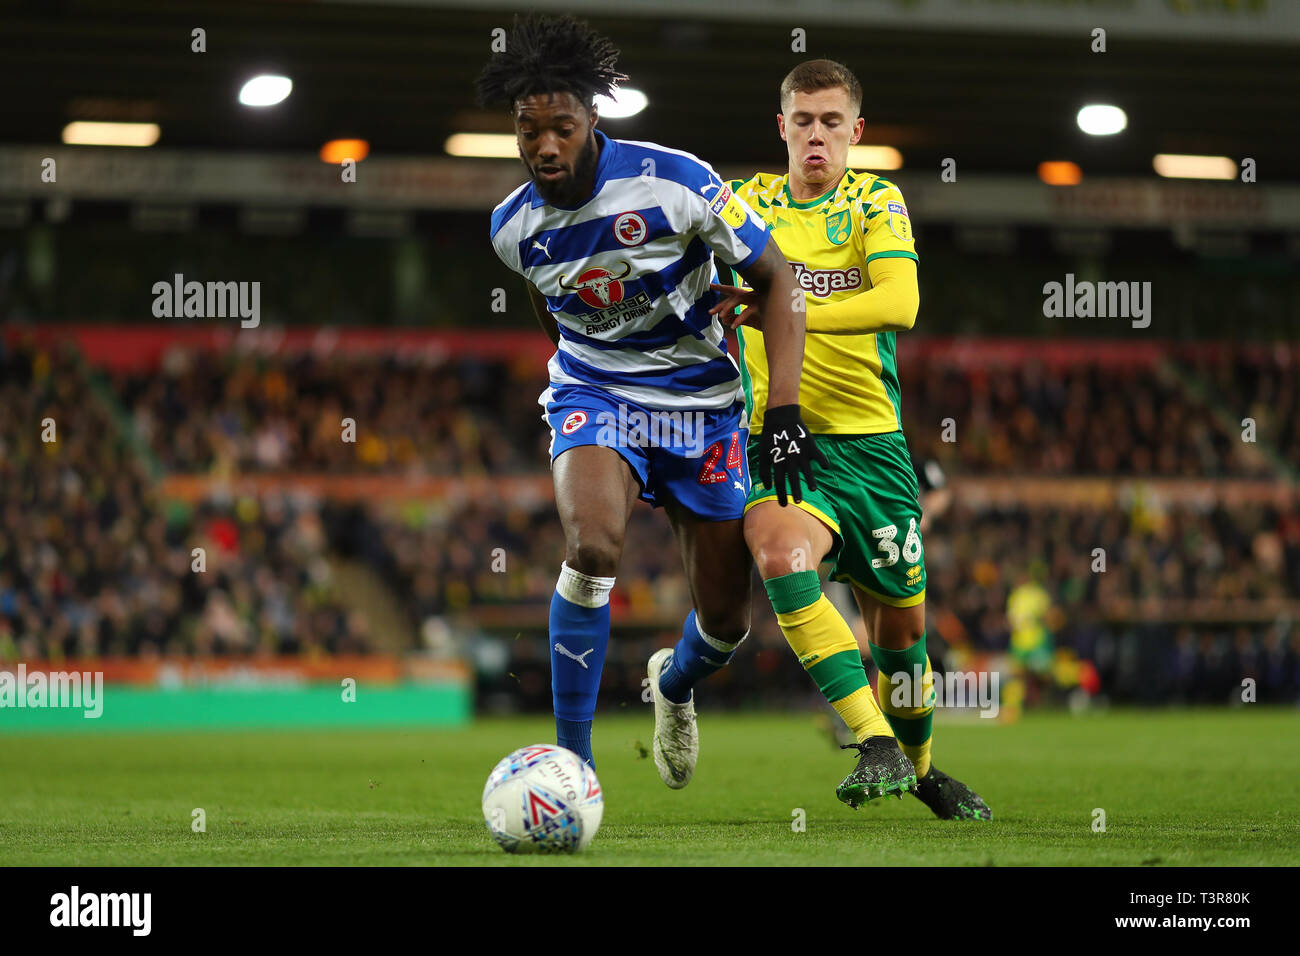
left=758, top=404, right=827, bottom=506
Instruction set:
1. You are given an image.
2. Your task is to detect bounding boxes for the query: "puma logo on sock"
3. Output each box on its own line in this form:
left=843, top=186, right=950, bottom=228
left=554, top=643, right=595, bottom=669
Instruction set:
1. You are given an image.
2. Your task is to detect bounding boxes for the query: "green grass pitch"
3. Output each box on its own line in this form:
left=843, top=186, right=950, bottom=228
left=2, top=709, right=1297, bottom=866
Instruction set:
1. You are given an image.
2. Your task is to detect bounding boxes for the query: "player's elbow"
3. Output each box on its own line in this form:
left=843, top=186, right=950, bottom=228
left=897, top=294, right=919, bottom=331
left=886, top=285, right=919, bottom=331
left=740, top=240, right=793, bottom=297
left=867, top=258, right=919, bottom=331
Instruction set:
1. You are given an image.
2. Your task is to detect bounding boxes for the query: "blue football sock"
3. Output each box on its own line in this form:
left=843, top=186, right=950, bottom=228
left=556, top=717, right=595, bottom=769
left=549, top=562, right=615, bottom=768
left=657, top=609, right=747, bottom=704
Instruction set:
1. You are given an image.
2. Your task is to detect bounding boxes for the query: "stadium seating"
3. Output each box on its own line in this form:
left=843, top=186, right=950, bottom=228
left=4, top=329, right=1296, bottom=706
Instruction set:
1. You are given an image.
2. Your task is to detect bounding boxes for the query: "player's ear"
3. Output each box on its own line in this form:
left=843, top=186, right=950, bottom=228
left=777, top=113, right=787, bottom=141
left=849, top=116, right=865, bottom=145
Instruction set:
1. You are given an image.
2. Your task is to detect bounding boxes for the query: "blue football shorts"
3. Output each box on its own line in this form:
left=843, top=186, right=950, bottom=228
left=542, top=383, right=750, bottom=520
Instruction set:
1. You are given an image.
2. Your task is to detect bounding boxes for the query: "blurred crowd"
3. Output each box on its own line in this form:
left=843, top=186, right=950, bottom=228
left=107, top=345, right=1276, bottom=479
left=4, top=332, right=1297, bottom=708
left=903, top=358, right=1267, bottom=477
left=114, top=349, right=549, bottom=475
left=339, top=487, right=1300, bottom=707
left=0, top=339, right=370, bottom=660
left=324, top=497, right=689, bottom=623
left=1185, top=345, right=1300, bottom=472
left=928, top=497, right=1300, bottom=644
left=1100, top=623, right=1300, bottom=706
left=927, top=496, right=1300, bottom=706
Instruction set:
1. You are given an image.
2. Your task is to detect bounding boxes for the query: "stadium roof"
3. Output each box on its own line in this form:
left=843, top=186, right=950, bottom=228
left=3, top=1, right=1297, bottom=179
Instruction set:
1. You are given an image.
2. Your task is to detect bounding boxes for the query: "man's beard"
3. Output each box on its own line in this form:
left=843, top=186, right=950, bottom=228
left=529, top=132, right=599, bottom=205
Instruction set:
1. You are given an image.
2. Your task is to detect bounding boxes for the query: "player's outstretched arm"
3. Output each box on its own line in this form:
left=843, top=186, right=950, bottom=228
left=734, top=236, right=827, bottom=506
left=712, top=257, right=919, bottom=336
left=803, top=257, right=919, bottom=335
left=525, top=281, right=561, bottom=347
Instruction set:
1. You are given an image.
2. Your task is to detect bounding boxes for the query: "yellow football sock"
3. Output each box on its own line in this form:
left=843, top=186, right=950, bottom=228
left=765, top=571, right=892, bottom=742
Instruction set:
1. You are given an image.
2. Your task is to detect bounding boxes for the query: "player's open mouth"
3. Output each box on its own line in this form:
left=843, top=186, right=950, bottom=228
left=537, top=166, right=567, bottom=180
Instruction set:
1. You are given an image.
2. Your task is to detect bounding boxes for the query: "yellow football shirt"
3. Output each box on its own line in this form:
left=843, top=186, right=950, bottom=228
left=727, top=170, right=917, bottom=435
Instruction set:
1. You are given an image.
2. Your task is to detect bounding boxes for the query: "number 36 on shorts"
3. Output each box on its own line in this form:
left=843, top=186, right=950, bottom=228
left=870, top=517, right=922, bottom=569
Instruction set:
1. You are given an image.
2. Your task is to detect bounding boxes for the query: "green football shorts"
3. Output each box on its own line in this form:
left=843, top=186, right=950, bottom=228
left=745, top=430, right=926, bottom=607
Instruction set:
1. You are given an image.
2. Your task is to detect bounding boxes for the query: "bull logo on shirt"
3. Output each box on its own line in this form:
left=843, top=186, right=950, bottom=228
left=559, top=261, right=632, bottom=309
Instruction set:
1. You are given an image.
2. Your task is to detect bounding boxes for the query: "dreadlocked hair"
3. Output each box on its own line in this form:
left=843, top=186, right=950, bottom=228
left=475, top=14, right=628, bottom=110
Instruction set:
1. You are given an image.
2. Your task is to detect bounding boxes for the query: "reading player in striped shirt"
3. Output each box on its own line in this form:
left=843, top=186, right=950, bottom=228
left=479, top=16, right=824, bottom=775
left=712, top=60, right=991, bottom=819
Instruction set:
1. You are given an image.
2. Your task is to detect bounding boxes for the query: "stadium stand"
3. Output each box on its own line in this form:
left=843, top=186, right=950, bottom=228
left=5, top=327, right=1296, bottom=707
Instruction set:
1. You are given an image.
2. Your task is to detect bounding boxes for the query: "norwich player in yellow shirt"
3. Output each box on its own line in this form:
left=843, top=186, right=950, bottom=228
left=712, top=59, right=990, bottom=819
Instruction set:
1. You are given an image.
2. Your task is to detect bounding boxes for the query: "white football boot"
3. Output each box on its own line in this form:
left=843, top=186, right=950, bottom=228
left=647, top=648, right=698, bottom=789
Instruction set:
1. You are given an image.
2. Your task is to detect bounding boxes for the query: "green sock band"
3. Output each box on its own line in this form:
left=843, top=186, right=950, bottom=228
left=763, top=570, right=821, bottom=614
left=806, top=649, right=871, bottom=704
left=885, top=710, right=934, bottom=746
left=868, top=634, right=928, bottom=678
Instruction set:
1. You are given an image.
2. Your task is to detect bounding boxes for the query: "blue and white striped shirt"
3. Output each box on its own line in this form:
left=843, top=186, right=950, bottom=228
left=490, top=130, right=770, bottom=412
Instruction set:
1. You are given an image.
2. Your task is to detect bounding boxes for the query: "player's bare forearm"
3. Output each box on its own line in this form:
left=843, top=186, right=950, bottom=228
left=737, top=239, right=801, bottom=406
left=526, top=281, right=560, bottom=346
left=805, top=257, right=919, bottom=335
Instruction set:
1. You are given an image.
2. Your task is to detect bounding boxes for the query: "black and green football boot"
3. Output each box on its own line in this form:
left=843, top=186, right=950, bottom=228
left=912, top=766, right=992, bottom=820
left=835, top=736, right=918, bottom=808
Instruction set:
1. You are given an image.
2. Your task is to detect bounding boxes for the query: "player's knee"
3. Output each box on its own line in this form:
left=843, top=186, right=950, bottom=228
left=695, top=604, right=750, bottom=645
left=566, top=534, right=623, bottom=578
left=748, top=531, right=815, bottom=580
left=878, top=607, right=926, bottom=649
